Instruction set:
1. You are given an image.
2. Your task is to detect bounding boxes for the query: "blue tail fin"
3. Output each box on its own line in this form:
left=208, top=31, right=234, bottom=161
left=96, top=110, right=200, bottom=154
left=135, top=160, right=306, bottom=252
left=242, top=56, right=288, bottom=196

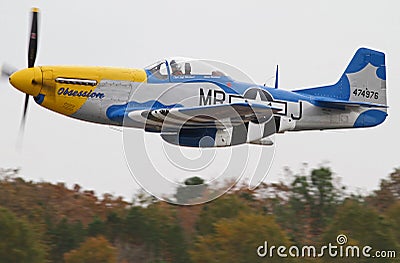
left=295, top=48, right=387, bottom=107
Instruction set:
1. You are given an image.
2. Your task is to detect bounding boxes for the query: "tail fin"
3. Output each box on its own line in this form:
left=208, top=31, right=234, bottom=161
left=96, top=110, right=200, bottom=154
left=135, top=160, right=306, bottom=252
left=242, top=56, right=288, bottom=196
left=295, top=48, right=387, bottom=107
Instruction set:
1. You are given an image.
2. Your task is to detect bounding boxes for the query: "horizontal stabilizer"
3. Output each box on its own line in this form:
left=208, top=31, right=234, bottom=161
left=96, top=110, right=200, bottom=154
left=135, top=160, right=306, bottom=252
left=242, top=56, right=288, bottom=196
left=313, top=97, right=388, bottom=108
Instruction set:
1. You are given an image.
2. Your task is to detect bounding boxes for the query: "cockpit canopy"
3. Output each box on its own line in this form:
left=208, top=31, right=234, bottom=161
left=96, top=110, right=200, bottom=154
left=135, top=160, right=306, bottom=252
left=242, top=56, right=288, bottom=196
left=145, top=58, right=232, bottom=83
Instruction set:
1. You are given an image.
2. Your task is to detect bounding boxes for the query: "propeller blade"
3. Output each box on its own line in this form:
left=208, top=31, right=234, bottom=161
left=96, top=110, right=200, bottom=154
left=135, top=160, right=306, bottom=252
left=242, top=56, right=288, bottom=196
left=28, top=8, right=39, bottom=68
left=20, top=94, right=30, bottom=134
left=15, top=8, right=40, bottom=149
left=20, top=7, right=39, bottom=141
left=0, top=63, right=18, bottom=78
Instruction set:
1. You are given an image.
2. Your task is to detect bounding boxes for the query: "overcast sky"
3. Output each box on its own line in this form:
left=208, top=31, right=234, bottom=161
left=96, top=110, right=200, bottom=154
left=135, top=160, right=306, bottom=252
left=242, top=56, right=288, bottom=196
left=0, top=0, right=399, bottom=200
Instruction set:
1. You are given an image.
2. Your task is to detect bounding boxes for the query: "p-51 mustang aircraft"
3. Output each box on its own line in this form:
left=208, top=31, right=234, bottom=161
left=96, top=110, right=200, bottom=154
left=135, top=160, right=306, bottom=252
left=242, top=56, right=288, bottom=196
left=3, top=8, right=388, bottom=147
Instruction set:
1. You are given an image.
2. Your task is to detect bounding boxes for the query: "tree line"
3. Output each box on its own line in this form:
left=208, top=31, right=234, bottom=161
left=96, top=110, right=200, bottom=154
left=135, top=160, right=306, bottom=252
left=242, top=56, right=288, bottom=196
left=0, top=166, right=399, bottom=262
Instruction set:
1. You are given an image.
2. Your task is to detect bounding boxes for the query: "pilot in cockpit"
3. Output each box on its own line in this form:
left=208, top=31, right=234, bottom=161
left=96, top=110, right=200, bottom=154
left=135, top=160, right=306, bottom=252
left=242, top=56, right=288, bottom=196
left=170, top=60, right=183, bottom=76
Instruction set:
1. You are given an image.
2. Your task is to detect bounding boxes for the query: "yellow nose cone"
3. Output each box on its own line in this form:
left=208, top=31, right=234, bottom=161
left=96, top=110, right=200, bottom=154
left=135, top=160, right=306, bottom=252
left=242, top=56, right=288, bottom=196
left=9, top=67, right=42, bottom=96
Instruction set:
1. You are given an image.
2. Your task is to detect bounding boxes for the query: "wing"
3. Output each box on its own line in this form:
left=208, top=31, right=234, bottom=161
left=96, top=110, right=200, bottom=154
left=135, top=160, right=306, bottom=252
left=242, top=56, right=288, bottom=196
left=130, top=102, right=281, bottom=128
left=127, top=102, right=280, bottom=147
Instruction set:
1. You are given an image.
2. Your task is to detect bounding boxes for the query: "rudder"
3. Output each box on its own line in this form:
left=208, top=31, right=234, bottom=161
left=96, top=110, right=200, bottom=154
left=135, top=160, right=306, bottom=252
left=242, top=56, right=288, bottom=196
left=345, top=48, right=386, bottom=106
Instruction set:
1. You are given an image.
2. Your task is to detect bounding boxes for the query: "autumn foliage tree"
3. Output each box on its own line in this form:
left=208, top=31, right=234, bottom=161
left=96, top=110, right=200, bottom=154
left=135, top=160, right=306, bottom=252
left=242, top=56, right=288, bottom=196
left=191, top=213, right=293, bottom=263
left=195, top=194, right=251, bottom=235
left=64, top=235, right=117, bottom=263
left=367, top=168, right=400, bottom=212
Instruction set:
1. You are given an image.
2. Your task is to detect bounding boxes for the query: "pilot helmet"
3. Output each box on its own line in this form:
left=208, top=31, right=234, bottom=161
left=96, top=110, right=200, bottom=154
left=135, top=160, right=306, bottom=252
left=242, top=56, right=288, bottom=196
left=170, top=60, right=180, bottom=70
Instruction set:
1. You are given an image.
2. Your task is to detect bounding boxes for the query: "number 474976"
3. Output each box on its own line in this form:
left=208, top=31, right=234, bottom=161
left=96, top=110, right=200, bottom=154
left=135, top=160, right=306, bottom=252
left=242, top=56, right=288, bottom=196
left=352, top=88, right=379, bottom=100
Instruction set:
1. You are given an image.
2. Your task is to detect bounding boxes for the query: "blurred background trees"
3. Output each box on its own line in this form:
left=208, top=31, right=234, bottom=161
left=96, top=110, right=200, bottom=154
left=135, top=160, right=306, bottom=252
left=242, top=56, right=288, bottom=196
left=64, top=236, right=117, bottom=263
left=0, top=166, right=398, bottom=262
left=0, top=207, right=46, bottom=263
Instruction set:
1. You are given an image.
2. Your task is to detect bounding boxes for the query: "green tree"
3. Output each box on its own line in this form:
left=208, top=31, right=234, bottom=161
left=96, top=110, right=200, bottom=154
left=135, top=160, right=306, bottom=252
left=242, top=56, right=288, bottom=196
left=47, top=217, right=86, bottom=262
left=64, top=235, right=117, bottom=263
left=142, top=203, right=190, bottom=262
left=104, top=211, right=123, bottom=242
left=278, top=167, right=341, bottom=243
left=184, top=176, right=205, bottom=185
left=385, top=201, right=400, bottom=245
left=0, top=207, right=46, bottom=263
left=87, top=216, right=105, bottom=237
left=196, top=194, right=251, bottom=235
left=310, top=167, right=339, bottom=232
left=123, top=203, right=190, bottom=262
left=191, top=213, right=293, bottom=263
left=322, top=200, right=398, bottom=262
left=123, top=206, right=147, bottom=243
left=286, top=174, right=313, bottom=242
